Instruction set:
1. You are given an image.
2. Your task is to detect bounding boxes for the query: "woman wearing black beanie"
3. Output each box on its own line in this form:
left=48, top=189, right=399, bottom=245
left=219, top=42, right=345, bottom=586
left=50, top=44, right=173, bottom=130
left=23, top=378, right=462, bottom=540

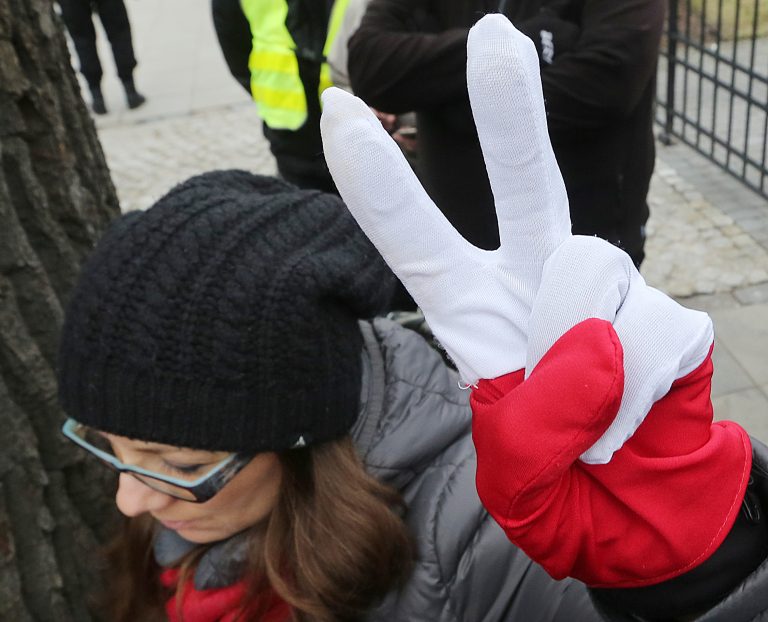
left=58, top=169, right=604, bottom=621
left=59, top=12, right=768, bottom=620
left=58, top=157, right=768, bottom=621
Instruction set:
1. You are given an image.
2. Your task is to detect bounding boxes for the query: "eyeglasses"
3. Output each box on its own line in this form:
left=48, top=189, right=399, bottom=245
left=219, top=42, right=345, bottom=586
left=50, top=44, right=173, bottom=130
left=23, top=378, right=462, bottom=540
left=61, top=418, right=252, bottom=503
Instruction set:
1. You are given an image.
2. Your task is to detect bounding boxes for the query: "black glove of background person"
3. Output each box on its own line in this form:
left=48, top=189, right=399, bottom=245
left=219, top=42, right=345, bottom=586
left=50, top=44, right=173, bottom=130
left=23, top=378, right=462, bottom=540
left=514, top=8, right=580, bottom=66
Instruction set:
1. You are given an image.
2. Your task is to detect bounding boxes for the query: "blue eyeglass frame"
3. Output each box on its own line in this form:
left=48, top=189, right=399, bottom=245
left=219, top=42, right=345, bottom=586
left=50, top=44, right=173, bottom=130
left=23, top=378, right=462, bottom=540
left=61, top=418, right=252, bottom=503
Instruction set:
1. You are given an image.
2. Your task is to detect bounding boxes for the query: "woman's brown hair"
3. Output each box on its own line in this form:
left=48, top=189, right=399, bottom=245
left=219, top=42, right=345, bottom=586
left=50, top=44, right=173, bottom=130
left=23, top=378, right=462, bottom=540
left=97, top=436, right=414, bottom=621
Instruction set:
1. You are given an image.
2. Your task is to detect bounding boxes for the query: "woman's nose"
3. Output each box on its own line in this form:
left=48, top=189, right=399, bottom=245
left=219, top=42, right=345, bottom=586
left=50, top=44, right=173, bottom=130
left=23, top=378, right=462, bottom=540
left=115, top=473, right=175, bottom=516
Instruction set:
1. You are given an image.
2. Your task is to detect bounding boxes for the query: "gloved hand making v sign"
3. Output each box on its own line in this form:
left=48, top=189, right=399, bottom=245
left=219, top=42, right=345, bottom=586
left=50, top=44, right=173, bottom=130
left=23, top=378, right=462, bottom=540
left=319, top=14, right=751, bottom=588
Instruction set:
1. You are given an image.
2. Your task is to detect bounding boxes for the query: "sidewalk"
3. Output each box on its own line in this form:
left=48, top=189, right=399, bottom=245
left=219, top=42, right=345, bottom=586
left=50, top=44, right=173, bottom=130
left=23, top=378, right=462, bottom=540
left=80, top=0, right=768, bottom=442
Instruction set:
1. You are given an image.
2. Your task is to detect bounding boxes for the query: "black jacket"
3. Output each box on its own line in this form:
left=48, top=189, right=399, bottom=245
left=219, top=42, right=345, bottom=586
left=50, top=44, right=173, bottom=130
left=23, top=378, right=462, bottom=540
left=358, top=318, right=768, bottom=621
left=348, top=0, right=664, bottom=265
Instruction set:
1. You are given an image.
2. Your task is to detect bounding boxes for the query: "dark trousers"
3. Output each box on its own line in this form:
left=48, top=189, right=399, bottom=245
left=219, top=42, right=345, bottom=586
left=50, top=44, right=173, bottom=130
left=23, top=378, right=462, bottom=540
left=60, top=0, right=137, bottom=89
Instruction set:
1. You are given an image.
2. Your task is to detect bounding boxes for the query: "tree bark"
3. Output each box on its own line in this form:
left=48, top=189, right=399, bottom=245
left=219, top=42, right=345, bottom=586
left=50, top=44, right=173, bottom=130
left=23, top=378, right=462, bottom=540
left=0, top=0, right=121, bottom=619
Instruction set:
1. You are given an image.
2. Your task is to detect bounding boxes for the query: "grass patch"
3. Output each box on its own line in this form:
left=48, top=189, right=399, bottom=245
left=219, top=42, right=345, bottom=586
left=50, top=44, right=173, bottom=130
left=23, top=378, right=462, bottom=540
left=687, top=0, right=768, bottom=40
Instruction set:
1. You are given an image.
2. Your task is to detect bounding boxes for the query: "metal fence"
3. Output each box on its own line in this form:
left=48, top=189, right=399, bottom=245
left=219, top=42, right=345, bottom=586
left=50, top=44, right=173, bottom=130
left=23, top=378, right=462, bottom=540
left=656, top=0, right=767, bottom=199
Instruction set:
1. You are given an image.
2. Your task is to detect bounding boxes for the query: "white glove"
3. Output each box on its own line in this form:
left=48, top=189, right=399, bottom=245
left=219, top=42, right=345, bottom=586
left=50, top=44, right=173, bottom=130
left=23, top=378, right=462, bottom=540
left=320, top=14, right=713, bottom=463
left=321, top=15, right=570, bottom=384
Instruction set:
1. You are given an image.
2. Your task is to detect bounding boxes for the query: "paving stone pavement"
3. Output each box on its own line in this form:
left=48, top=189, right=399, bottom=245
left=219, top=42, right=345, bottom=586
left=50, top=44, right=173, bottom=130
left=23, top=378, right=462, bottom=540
left=83, top=0, right=768, bottom=441
left=643, top=146, right=768, bottom=298
left=99, top=104, right=276, bottom=213
left=98, top=106, right=768, bottom=293
left=98, top=101, right=768, bottom=302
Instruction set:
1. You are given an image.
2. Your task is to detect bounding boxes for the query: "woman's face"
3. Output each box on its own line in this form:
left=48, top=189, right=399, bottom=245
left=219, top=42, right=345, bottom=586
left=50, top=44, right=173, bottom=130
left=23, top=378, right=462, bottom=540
left=107, top=434, right=282, bottom=543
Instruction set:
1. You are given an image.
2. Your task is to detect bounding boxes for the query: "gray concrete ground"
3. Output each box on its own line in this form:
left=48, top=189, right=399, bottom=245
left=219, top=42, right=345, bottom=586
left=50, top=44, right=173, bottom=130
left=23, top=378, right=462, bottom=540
left=73, top=0, right=768, bottom=442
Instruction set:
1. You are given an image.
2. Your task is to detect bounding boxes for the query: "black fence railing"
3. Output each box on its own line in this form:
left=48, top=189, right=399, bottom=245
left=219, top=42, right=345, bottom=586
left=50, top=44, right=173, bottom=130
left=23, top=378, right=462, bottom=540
left=656, top=0, right=767, bottom=199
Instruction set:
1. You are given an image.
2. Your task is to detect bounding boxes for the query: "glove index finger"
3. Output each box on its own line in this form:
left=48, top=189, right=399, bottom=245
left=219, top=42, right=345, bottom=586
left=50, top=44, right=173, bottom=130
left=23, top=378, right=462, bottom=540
left=467, top=15, right=570, bottom=269
left=320, top=88, right=474, bottom=293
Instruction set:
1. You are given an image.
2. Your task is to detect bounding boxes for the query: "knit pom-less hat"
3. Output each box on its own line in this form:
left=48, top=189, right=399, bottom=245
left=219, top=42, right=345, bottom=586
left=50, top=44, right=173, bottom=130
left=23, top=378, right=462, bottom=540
left=58, top=170, right=395, bottom=453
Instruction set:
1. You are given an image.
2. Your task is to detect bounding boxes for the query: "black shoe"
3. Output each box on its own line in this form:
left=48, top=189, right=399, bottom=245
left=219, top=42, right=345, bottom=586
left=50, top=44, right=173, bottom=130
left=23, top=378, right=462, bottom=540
left=90, top=88, right=107, bottom=115
left=126, top=90, right=146, bottom=109
left=123, top=79, right=146, bottom=109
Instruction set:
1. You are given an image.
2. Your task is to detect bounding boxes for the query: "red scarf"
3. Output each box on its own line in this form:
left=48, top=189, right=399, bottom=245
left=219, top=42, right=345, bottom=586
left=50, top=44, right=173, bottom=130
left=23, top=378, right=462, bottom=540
left=160, top=568, right=291, bottom=622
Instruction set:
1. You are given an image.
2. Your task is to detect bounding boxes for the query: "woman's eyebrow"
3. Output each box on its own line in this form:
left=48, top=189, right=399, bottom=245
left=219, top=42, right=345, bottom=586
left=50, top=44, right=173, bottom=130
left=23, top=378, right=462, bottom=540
left=136, top=446, right=224, bottom=461
left=101, top=433, right=183, bottom=455
left=101, top=432, right=224, bottom=459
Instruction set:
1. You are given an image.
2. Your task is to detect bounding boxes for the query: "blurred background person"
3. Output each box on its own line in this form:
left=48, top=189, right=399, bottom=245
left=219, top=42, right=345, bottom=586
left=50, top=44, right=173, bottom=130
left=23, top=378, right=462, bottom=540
left=211, top=0, right=349, bottom=193
left=347, top=0, right=664, bottom=267
left=59, top=0, right=146, bottom=115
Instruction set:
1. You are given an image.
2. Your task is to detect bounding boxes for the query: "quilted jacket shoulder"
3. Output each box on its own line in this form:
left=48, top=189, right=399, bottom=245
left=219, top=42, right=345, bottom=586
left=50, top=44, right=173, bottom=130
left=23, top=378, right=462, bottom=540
left=355, top=319, right=600, bottom=622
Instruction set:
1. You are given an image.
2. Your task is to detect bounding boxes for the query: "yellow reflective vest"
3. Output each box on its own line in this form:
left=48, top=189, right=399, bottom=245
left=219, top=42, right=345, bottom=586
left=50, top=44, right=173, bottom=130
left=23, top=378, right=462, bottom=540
left=240, top=0, right=350, bottom=130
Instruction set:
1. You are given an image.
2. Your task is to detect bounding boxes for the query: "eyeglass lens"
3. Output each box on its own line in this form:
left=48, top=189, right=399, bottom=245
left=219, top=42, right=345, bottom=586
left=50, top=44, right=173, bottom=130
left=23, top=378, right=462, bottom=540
left=74, top=425, right=226, bottom=501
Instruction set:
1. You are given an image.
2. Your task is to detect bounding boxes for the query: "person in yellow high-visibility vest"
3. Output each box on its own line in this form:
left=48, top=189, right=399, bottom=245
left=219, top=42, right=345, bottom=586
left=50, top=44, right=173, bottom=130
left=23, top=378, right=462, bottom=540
left=212, top=0, right=348, bottom=192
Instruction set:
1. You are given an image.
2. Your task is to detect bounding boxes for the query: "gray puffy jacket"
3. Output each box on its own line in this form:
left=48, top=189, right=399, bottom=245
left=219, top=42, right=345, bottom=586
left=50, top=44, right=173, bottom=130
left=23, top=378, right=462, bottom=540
left=355, top=318, right=768, bottom=622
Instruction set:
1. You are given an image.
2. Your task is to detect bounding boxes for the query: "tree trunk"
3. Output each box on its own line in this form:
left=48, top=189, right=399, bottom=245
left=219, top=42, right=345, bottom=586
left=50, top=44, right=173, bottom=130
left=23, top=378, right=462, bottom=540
left=0, top=0, right=121, bottom=619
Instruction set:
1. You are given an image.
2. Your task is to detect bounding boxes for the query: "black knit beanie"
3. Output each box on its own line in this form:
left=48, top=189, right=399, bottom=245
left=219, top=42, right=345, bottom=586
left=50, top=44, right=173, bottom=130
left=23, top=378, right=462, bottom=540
left=58, top=170, right=395, bottom=453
